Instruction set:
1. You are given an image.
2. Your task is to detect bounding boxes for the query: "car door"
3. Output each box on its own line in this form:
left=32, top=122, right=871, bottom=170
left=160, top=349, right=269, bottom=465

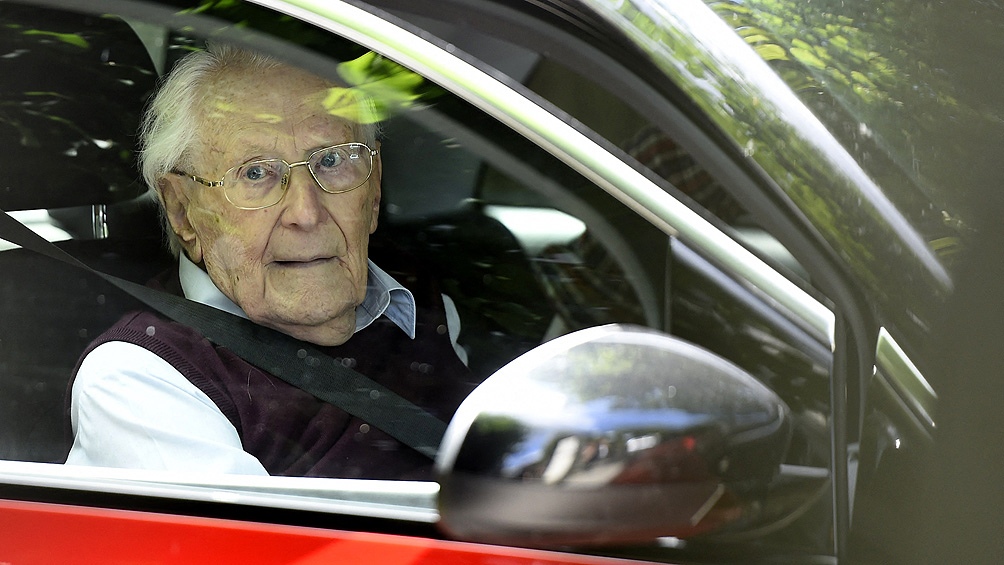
left=0, top=0, right=941, bottom=563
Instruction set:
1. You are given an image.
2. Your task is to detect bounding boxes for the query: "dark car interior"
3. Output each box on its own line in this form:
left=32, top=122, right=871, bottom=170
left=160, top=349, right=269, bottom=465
left=0, top=6, right=169, bottom=462
left=0, top=3, right=657, bottom=464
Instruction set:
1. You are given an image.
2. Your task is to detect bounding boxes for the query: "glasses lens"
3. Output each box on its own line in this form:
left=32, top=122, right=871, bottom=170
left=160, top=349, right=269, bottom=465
left=309, top=143, right=372, bottom=194
left=225, top=160, right=287, bottom=208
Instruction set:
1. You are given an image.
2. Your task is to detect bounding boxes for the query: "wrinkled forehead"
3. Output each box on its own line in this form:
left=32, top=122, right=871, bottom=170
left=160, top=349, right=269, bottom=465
left=195, top=64, right=367, bottom=160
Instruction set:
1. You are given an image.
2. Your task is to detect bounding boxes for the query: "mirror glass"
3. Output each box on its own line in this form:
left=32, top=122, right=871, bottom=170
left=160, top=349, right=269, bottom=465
left=436, top=324, right=792, bottom=545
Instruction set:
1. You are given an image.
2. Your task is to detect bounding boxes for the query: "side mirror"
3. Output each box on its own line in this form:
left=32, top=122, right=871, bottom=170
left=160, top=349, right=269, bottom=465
left=436, top=325, right=792, bottom=546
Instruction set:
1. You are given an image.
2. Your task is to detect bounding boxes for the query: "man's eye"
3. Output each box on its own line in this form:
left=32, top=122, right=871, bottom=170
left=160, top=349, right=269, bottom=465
left=241, top=163, right=273, bottom=182
left=317, top=150, right=344, bottom=169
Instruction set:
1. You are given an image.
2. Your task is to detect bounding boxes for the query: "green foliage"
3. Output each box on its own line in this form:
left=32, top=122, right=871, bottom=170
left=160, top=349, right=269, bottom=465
left=333, top=52, right=427, bottom=123
left=703, top=0, right=986, bottom=252
left=708, top=0, right=904, bottom=106
left=21, top=29, right=89, bottom=48
left=179, top=0, right=342, bottom=52
left=172, top=0, right=440, bottom=121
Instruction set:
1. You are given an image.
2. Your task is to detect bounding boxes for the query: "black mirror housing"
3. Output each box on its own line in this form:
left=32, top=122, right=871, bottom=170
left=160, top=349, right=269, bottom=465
left=436, top=325, right=792, bottom=546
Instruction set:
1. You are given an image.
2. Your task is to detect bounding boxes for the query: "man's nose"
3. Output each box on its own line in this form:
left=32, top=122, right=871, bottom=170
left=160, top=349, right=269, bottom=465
left=279, top=163, right=326, bottom=227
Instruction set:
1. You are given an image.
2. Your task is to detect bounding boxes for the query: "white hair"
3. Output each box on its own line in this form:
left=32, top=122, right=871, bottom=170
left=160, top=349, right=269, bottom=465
left=139, top=43, right=378, bottom=256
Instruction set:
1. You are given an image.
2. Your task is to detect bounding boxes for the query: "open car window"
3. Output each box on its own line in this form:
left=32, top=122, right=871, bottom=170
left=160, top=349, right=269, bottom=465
left=0, top=0, right=670, bottom=476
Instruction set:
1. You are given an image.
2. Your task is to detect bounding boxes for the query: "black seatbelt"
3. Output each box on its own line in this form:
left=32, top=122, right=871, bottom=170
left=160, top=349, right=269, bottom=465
left=0, top=209, right=446, bottom=459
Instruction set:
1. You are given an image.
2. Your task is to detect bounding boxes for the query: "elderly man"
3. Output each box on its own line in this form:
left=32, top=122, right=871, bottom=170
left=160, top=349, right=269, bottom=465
left=65, top=44, right=472, bottom=478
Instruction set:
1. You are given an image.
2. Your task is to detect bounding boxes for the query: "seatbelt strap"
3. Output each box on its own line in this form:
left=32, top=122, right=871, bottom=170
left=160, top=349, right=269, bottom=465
left=0, top=209, right=446, bottom=459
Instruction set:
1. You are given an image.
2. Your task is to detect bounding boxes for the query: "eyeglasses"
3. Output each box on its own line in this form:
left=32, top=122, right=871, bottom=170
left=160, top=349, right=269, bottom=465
left=172, top=142, right=378, bottom=210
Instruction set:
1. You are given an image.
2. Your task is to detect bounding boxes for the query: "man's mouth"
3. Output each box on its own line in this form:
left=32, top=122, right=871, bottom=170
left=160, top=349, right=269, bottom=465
left=273, top=256, right=336, bottom=268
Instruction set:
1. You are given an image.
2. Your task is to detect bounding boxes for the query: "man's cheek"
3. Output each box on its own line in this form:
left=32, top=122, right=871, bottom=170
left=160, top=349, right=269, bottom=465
left=207, top=232, right=264, bottom=293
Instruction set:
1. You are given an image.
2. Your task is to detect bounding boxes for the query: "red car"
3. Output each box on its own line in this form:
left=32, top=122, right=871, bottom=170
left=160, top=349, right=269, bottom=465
left=0, top=0, right=998, bottom=563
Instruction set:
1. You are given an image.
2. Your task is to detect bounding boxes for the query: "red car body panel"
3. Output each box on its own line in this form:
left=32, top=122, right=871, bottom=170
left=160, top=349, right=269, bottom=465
left=0, top=499, right=651, bottom=565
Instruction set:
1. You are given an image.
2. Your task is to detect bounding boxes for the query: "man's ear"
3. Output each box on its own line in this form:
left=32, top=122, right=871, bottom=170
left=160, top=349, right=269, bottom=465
left=158, top=174, right=203, bottom=263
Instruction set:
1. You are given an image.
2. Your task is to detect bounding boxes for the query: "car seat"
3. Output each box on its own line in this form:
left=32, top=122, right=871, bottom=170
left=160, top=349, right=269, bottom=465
left=375, top=113, right=555, bottom=379
left=0, top=4, right=166, bottom=463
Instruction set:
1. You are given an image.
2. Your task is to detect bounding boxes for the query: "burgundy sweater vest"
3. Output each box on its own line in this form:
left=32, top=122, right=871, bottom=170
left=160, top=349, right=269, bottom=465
left=71, top=267, right=476, bottom=480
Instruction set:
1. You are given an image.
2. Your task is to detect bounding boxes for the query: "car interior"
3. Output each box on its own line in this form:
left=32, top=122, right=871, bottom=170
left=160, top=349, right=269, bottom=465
left=0, top=2, right=662, bottom=465
left=0, top=5, right=169, bottom=463
left=9, top=2, right=976, bottom=562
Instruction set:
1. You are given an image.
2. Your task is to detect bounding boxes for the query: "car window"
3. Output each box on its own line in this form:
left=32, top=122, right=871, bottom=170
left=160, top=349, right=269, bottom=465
left=386, top=3, right=809, bottom=282
left=0, top=0, right=838, bottom=562
left=377, top=97, right=670, bottom=379
left=0, top=0, right=668, bottom=466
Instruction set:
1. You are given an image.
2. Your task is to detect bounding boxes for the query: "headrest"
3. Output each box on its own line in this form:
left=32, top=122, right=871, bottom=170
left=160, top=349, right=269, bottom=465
left=0, top=4, right=157, bottom=211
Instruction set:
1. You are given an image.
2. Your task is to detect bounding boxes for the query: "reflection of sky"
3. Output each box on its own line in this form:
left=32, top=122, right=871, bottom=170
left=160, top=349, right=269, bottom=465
left=497, top=404, right=715, bottom=479
left=575, top=406, right=716, bottom=433
left=500, top=430, right=553, bottom=478
left=501, top=378, right=716, bottom=430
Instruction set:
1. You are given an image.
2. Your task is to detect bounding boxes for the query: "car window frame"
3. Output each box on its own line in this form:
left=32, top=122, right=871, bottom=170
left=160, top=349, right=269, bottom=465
left=0, top=0, right=932, bottom=561
left=2, top=0, right=826, bottom=478
left=5, top=0, right=828, bottom=521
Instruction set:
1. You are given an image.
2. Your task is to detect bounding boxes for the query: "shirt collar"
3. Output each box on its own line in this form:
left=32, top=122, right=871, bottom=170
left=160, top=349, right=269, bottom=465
left=177, top=254, right=417, bottom=338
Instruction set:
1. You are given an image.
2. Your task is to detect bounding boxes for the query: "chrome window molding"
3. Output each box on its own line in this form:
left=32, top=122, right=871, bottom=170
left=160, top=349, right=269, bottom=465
left=876, top=328, right=937, bottom=432
left=0, top=460, right=439, bottom=522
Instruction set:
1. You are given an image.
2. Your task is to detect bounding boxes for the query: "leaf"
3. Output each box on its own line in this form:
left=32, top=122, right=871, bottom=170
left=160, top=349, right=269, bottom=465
left=790, top=47, right=827, bottom=70
left=791, top=38, right=813, bottom=51
left=755, top=43, right=789, bottom=61
left=21, top=30, right=89, bottom=49
left=829, top=34, right=850, bottom=49
left=744, top=33, right=773, bottom=44
left=328, top=52, right=428, bottom=123
left=851, top=71, right=877, bottom=89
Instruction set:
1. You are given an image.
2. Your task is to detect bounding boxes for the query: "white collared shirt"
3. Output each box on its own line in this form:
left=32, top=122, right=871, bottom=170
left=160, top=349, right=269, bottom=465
left=65, top=256, right=464, bottom=474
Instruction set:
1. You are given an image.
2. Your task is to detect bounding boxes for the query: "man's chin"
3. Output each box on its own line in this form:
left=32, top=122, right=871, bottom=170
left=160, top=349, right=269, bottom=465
left=285, top=325, right=355, bottom=347
left=251, top=308, right=357, bottom=347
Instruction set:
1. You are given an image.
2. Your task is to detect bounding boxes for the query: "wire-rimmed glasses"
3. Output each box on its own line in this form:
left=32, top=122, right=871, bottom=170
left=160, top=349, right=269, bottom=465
left=172, top=142, right=378, bottom=210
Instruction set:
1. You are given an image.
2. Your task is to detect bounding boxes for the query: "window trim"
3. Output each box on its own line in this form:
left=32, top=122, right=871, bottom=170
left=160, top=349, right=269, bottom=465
left=0, top=460, right=438, bottom=522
